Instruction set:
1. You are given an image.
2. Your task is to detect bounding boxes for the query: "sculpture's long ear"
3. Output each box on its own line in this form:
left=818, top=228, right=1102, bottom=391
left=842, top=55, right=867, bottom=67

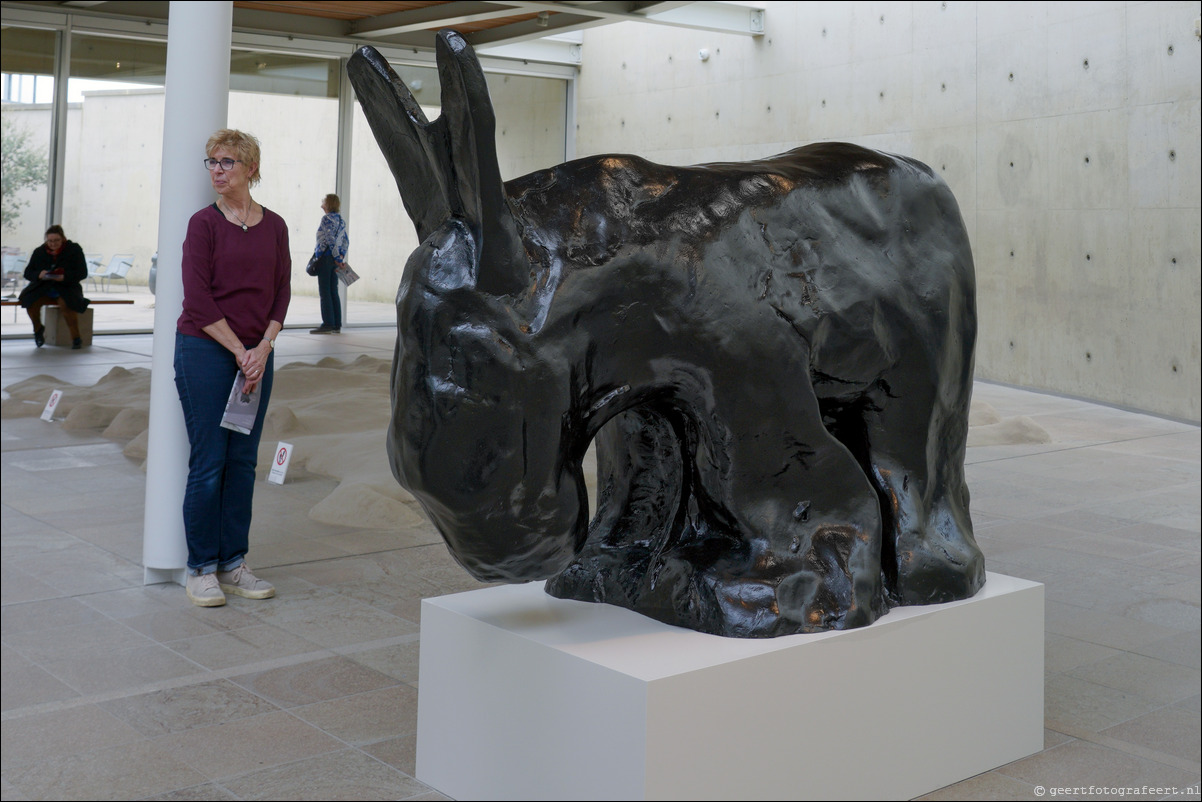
left=347, top=45, right=452, bottom=243
left=435, top=30, right=527, bottom=296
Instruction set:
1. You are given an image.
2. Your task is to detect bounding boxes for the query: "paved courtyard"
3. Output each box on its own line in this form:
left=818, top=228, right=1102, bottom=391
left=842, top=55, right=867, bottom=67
left=1, top=327, right=1198, bottom=800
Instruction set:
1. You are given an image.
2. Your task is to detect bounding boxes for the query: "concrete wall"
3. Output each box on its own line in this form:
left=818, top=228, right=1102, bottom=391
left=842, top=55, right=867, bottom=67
left=573, top=1, right=1201, bottom=422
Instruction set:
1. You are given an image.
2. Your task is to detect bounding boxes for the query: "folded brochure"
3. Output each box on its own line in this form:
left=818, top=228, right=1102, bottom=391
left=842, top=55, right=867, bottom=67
left=220, top=371, right=261, bottom=434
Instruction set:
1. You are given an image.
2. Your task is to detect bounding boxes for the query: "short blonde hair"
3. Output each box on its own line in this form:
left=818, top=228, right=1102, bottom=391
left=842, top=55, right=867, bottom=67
left=206, top=129, right=262, bottom=187
left=324, top=193, right=341, bottom=213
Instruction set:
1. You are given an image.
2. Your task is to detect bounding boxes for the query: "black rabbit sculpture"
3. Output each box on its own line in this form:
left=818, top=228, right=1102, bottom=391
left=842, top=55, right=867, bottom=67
left=347, top=30, right=985, bottom=638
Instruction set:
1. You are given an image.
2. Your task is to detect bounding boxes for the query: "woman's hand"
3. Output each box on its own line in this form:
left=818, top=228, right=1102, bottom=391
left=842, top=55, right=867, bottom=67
left=239, top=341, right=270, bottom=394
left=202, top=319, right=280, bottom=395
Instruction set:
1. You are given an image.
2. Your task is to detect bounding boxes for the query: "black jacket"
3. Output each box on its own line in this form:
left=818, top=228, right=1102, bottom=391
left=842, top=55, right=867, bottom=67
left=18, top=240, right=91, bottom=314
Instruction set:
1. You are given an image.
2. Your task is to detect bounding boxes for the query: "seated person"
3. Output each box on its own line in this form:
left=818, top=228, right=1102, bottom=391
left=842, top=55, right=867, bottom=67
left=18, top=225, right=90, bottom=349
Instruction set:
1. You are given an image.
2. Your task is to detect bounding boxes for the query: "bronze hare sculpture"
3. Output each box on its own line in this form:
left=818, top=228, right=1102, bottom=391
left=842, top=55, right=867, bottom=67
left=348, top=31, right=985, bottom=637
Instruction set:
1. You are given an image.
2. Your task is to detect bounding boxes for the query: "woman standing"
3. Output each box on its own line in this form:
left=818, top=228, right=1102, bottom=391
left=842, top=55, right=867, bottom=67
left=175, top=129, right=291, bottom=607
left=19, top=225, right=90, bottom=349
left=308, top=193, right=348, bottom=334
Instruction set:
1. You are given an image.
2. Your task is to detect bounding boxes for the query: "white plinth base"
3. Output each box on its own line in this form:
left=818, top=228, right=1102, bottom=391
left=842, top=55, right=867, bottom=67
left=416, top=572, right=1043, bottom=801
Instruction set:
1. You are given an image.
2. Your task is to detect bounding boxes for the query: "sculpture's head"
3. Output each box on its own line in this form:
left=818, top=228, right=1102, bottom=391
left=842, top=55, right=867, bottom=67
left=347, top=34, right=589, bottom=583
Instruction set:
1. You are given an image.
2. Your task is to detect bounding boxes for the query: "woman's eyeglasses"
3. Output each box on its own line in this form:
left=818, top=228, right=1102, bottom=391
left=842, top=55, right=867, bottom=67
left=203, top=158, right=242, bottom=171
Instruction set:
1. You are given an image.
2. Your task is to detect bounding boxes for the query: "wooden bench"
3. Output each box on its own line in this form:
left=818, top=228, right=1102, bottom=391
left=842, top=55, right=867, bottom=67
left=1, top=299, right=136, bottom=347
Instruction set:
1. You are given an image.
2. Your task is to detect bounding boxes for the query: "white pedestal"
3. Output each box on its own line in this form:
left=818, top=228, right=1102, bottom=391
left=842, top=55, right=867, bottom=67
left=416, top=572, right=1044, bottom=801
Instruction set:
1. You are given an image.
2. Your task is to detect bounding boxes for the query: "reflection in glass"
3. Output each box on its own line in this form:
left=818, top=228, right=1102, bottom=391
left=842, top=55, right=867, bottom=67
left=57, top=34, right=168, bottom=327
left=228, top=50, right=341, bottom=326
left=1, top=30, right=571, bottom=332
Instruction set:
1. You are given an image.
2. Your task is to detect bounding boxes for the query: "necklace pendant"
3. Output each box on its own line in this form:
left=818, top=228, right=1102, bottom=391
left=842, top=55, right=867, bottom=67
left=241, top=223, right=248, bottom=231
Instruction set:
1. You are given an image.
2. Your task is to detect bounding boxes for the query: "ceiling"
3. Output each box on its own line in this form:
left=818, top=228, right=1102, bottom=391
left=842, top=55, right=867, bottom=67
left=9, top=1, right=765, bottom=65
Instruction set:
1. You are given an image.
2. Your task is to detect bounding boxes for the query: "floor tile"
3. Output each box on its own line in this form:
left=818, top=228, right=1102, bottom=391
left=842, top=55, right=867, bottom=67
left=343, top=640, right=421, bottom=686
left=41, top=642, right=205, bottom=696
left=1044, top=674, right=1164, bottom=733
left=1066, top=652, right=1201, bottom=706
left=290, top=685, right=420, bottom=746
left=162, top=624, right=324, bottom=672
left=3, top=616, right=151, bottom=663
left=98, top=679, right=282, bottom=737
left=153, top=709, right=346, bottom=781
left=1, top=738, right=207, bottom=801
left=230, top=655, right=400, bottom=708
left=218, top=749, right=430, bottom=801
left=1044, top=633, right=1123, bottom=674
left=1131, top=632, right=1202, bottom=669
left=240, top=587, right=419, bottom=648
left=122, top=607, right=243, bottom=643
left=997, top=738, right=1199, bottom=793
left=153, top=782, right=241, bottom=800
left=1102, top=706, right=1202, bottom=765
left=914, top=770, right=1036, bottom=800
left=0, top=596, right=109, bottom=635
left=0, top=705, right=145, bottom=769
left=1045, top=601, right=1184, bottom=652
left=0, top=652, right=79, bottom=712
left=360, top=733, right=418, bottom=776
left=0, top=563, right=65, bottom=606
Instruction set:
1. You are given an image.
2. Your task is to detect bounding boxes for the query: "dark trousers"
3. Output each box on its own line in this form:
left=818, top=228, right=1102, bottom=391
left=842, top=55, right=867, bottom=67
left=316, top=252, right=342, bottom=329
left=174, top=333, right=274, bottom=574
left=27, top=296, right=81, bottom=339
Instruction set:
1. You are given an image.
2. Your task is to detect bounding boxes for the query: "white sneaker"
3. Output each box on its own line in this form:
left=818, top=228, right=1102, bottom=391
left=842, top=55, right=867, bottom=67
left=186, top=572, right=227, bottom=607
left=217, top=563, right=276, bottom=600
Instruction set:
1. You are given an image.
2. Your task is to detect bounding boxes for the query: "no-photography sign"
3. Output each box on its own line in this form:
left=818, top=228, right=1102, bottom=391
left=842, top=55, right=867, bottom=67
left=267, top=442, right=293, bottom=485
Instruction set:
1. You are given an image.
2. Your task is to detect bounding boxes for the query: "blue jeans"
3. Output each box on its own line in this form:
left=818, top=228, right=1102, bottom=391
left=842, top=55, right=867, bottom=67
left=174, top=333, right=274, bottom=575
left=316, top=251, right=342, bottom=329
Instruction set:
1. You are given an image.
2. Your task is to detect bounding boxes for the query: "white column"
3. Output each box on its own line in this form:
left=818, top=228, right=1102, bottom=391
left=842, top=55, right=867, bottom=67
left=336, top=56, right=354, bottom=327
left=47, top=27, right=70, bottom=227
left=142, top=0, right=232, bottom=585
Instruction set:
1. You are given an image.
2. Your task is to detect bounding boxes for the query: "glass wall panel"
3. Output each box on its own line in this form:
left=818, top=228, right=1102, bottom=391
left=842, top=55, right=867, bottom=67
left=228, top=49, right=340, bottom=327
left=2, top=21, right=571, bottom=332
left=62, top=34, right=167, bottom=318
left=1, top=26, right=56, bottom=294
left=348, top=62, right=567, bottom=314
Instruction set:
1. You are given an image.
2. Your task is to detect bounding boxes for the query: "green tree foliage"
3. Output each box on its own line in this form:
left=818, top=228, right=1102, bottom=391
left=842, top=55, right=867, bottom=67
left=2, top=114, right=49, bottom=233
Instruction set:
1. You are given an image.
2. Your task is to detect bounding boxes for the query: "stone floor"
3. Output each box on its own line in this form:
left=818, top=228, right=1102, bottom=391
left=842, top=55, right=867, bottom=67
left=1, top=327, right=1199, bottom=801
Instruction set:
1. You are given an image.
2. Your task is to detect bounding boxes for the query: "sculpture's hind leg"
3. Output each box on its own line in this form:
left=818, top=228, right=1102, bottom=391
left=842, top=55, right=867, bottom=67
left=674, top=365, right=891, bottom=635
left=823, top=374, right=984, bottom=606
left=551, top=352, right=891, bottom=636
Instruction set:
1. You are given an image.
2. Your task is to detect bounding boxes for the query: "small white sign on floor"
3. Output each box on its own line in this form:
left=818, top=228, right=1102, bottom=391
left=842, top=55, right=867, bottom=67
left=267, top=442, right=293, bottom=485
left=41, top=390, right=63, bottom=422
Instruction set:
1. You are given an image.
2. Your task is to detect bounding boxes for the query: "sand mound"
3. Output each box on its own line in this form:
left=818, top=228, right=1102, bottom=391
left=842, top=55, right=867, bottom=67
left=1, top=356, right=421, bottom=529
left=967, top=415, right=1052, bottom=447
left=969, top=399, right=1003, bottom=427
left=967, top=400, right=1051, bottom=446
left=2, top=363, right=1050, bottom=529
